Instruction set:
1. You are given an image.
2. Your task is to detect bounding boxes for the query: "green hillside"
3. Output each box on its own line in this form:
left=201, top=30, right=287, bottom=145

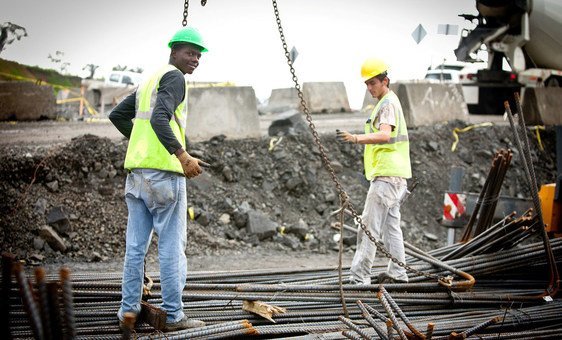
left=0, top=58, right=81, bottom=88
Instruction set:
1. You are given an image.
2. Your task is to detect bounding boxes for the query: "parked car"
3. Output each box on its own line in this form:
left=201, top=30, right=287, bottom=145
left=105, top=71, right=142, bottom=87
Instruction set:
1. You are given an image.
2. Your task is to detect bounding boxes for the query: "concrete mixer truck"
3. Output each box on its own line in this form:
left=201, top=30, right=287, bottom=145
left=455, top=0, right=562, bottom=120
left=455, top=0, right=562, bottom=232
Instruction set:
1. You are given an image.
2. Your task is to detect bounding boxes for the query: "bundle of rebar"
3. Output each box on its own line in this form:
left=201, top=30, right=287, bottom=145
left=2, top=230, right=561, bottom=339
left=460, top=149, right=513, bottom=242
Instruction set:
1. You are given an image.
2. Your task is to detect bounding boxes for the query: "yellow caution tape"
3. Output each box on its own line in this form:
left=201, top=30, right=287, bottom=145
left=0, top=71, right=74, bottom=90
left=186, top=81, right=236, bottom=89
left=56, top=96, right=99, bottom=116
left=529, top=125, right=545, bottom=151
left=451, top=122, right=494, bottom=152
left=269, top=136, right=283, bottom=152
left=188, top=207, right=195, bottom=220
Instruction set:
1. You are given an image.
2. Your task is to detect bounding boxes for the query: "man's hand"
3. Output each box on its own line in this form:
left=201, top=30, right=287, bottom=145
left=177, top=151, right=209, bottom=178
left=336, top=129, right=358, bottom=144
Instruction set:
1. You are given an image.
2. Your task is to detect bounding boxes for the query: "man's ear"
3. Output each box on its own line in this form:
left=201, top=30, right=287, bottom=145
left=384, top=77, right=389, bottom=87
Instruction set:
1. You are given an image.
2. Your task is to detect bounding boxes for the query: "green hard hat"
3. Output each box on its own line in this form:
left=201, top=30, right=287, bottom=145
left=168, top=27, right=208, bottom=52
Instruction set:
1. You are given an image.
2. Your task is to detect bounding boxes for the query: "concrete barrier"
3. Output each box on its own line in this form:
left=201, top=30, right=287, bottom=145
left=0, top=81, right=56, bottom=121
left=521, top=87, right=562, bottom=126
left=186, top=86, right=261, bottom=142
left=303, top=82, right=351, bottom=113
left=263, top=88, right=300, bottom=114
left=362, top=82, right=468, bottom=127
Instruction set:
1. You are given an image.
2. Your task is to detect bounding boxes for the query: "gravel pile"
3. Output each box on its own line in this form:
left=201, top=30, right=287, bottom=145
left=0, top=121, right=556, bottom=267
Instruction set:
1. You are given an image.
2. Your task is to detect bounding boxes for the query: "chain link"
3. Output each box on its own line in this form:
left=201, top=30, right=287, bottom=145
left=182, top=0, right=189, bottom=27
left=271, top=0, right=439, bottom=281
left=182, top=0, right=207, bottom=26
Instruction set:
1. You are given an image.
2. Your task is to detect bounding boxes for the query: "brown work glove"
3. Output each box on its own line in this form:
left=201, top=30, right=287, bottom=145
left=336, top=129, right=358, bottom=144
left=176, top=150, right=208, bottom=178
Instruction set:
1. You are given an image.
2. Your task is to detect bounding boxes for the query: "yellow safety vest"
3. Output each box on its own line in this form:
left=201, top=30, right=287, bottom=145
left=363, top=90, right=411, bottom=180
left=124, top=65, right=187, bottom=174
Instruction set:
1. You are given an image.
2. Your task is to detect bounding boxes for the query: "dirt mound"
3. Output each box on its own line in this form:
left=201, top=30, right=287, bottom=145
left=0, top=121, right=556, bottom=266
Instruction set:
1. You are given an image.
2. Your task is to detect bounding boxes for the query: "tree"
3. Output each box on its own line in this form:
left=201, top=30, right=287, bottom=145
left=112, top=65, right=128, bottom=71
left=0, top=22, right=28, bottom=54
left=48, top=51, right=70, bottom=74
left=82, top=64, right=99, bottom=79
left=129, top=67, right=144, bottom=74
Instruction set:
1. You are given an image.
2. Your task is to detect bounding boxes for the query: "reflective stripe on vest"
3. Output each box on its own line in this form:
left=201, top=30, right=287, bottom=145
left=363, top=90, right=412, bottom=180
left=124, top=64, right=188, bottom=174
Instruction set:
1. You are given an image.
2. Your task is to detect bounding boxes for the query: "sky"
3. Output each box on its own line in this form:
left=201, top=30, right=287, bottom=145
left=2, top=0, right=479, bottom=109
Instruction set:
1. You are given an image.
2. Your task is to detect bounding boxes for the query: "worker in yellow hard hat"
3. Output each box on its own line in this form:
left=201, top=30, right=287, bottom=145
left=109, top=27, right=209, bottom=332
left=336, top=57, right=412, bottom=285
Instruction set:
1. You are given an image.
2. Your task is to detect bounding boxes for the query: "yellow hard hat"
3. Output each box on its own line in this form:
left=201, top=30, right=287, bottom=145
left=361, top=57, right=389, bottom=82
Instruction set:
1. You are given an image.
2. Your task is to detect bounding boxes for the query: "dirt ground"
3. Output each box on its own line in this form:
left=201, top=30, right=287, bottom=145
left=0, top=116, right=557, bottom=274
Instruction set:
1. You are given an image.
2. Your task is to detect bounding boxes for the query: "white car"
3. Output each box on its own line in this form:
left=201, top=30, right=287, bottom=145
left=105, top=71, right=142, bottom=87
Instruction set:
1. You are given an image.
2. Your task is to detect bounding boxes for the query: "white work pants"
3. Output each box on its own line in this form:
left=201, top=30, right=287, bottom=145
left=349, top=179, right=408, bottom=284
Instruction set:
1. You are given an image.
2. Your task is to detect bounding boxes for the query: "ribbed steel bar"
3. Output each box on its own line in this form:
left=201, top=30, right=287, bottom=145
left=356, top=300, right=389, bottom=340
left=13, top=262, right=44, bottom=340
left=60, top=267, right=76, bottom=340
left=380, top=285, right=424, bottom=339
left=34, top=268, right=52, bottom=340
left=377, top=289, right=407, bottom=340
left=1, top=253, right=14, bottom=340
left=339, top=316, right=372, bottom=340
left=137, top=320, right=255, bottom=340
left=505, top=99, right=559, bottom=296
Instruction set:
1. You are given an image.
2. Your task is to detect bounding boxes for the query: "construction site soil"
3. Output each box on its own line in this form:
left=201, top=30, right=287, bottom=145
left=0, top=120, right=557, bottom=273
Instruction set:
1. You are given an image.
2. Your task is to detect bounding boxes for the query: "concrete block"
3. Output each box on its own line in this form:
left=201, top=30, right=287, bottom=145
left=186, top=86, right=260, bottom=142
left=0, top=81, right=56, bottom=120
left=521, top=87, right=562, bottom=126
left=303, top=82, right=351, bottom=113
left=396, top=82, right=468, bottom=127
left=263, top=88, right=300, bottom=114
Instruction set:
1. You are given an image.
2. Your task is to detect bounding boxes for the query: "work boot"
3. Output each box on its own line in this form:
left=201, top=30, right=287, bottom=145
left=377, top=272, right=407, bottom=284
left=163, top=316, right=206, bottom=332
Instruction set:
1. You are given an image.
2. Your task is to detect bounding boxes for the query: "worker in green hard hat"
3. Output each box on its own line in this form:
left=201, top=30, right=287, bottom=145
left=110, top=27, right=209, bottom=332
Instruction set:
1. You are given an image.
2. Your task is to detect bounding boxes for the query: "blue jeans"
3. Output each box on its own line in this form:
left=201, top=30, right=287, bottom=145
left=117, top=169, right=187, bottom=323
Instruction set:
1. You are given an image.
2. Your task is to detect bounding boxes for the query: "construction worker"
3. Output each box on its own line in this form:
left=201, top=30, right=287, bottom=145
left=109, top=27, right=209, bottom=331
left=336, top=57, right=412, bottom=285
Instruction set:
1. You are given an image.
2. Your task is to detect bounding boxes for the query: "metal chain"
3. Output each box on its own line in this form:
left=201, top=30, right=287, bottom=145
left=182, top=0, right=207, bottom=27
left=271, top=0, right=439, bottom=281
left=182, top=0, right=189, bottom=27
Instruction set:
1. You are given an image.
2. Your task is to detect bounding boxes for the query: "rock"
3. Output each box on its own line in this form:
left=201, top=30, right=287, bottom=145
left=424, top=232, right=438, bottom=241
left=286, top=219, right=309, bottom=239
left=92, top=252, right=103, bottom=262
left=196, top=211, right=210, bottom=226
left=222, top=165, right=235, bottom=182
left=45, top=180, right=59, bottom=192
left=232, top=210, right=248, bottom=229
left=219, top=213, right=231, bottom=225
left=268, top=109, right=310, bottom=136
left=46, top=206, right=72, bottom=235
left=33, top=237, right=45, bottom=250
left=34, top=198, right=48, bottom=215
left=39, top=225, right=67, bottom=252
left=428, top=141, right=440, bottom=152
left=246, top=210, right=278, bottom=240
left=329, top=161, right=344, bottom=173
left=98, top=185, right=114, bottom=196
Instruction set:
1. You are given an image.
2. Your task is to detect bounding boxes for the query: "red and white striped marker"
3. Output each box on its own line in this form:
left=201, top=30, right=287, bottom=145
left=443, top=193, right=466, bottom=221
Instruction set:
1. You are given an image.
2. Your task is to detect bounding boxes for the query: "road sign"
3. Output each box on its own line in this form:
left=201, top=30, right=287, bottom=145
left=438, top=24, right=459, bottom=35
left=290, top=46, right=299, bottom=63
left=411, top=24, right=427, bottom=44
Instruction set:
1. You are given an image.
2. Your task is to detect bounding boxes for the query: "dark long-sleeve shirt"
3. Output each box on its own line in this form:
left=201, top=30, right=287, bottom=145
left=109, top=69, right=186, bottom=155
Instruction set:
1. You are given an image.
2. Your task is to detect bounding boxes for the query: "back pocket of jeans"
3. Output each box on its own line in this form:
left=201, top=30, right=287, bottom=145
left=149, top=176, right=177, bottom=209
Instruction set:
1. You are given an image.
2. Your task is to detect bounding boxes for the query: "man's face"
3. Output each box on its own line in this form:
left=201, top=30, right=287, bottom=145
left=171, top=44, right=202, bottom=75
left=365, top=76, right=387, bottom=99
